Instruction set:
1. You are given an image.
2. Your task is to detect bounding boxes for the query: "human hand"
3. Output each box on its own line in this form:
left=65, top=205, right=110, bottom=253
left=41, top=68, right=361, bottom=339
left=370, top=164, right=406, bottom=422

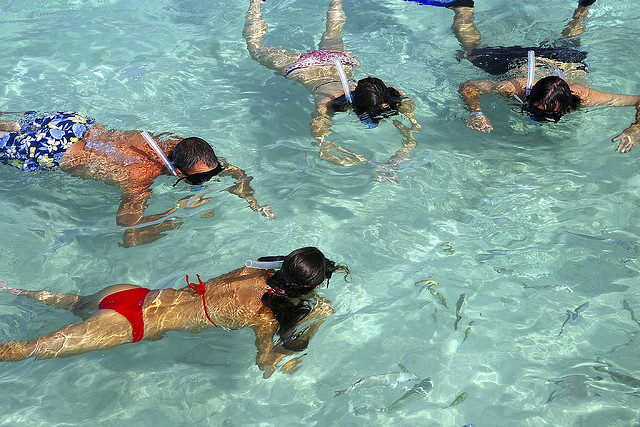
left=466, top=112, right=493, bottom=132
left=0, top=280, right=19, bottom=295
left=183, top=195, right=212, bottom=209
left=312, top=297, right=336, bottom=318
left=259, top=205, right=275, bottom=220
left=280, top=356, right=303, bottom=375
left=392, top=119, right=412, bottom=138
left=613, top=126, right=640, bottom=153
left=372, top=161, right=399, bottom=183
left=0, top=280, right=24, bottom=296
left=119, top=218, right=184, bottom=248
left=175, top=195, right=194, bottom=210
left=318, top=140, right=370, bottom=166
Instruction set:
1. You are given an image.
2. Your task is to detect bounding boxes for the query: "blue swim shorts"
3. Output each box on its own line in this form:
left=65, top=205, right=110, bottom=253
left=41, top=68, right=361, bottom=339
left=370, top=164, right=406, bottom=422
left=0, top=111, right=95, bottom=172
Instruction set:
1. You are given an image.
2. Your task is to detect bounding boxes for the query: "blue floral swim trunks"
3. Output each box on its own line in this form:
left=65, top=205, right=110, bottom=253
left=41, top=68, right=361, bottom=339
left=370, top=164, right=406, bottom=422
left=0, top=111, right=95, bottom=172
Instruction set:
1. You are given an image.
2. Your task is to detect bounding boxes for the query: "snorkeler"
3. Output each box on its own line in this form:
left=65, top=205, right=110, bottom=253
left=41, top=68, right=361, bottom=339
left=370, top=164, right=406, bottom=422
left=0, top=247, right=349, bottom=378
left=0, top=111, right=274, bottom=247
left=409, top=0, right=594, bottom=77
left=418, top=1, right=640, bottom=152
left=243, top=0, right=421, bottom=178
left=459, top=75, right=640, bottom=153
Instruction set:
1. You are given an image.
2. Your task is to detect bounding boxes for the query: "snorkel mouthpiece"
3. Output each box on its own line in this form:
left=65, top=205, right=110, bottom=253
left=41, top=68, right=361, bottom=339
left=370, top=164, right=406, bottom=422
left=334, top=59, right=353, bottom=104
left=141, top=130, right=179, bottom=176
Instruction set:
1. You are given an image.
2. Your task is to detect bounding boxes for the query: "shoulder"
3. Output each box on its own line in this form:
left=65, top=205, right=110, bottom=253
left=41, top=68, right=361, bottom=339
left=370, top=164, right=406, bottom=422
left=206, top=267, right=268, bottom=287
left=495, top=78, right=526, bottom=95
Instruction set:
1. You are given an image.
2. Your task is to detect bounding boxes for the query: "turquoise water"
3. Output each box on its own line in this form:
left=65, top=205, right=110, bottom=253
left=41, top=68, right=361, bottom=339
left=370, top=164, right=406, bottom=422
left=1, top=0, right=640, bottom=425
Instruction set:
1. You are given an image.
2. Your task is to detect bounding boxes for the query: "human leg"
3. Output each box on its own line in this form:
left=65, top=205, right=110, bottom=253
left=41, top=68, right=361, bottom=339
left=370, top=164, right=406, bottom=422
left=318, top=0, right=347, bottom=52
left=0, top=279, right=83, bottom=310
left=0, top=120, right=19, bottom=133
left=0, top=309, right=136, bottom=361
left=451, top=5, right=480, bottom=52
left=1, top=280, right=141, bottom=317
left=243, top=0, right=300, bottom=73
left=561, top=1, right=595, bottom=47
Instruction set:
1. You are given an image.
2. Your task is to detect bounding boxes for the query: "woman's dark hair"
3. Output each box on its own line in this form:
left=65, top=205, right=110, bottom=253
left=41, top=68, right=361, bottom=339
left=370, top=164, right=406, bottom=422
left=261, top=247, right=349, bottom=347
left=524, top=76, right=581, bottom=123
left=350, top=77, right=402, bottom=124
left=168, top=137, right=219, bottom=173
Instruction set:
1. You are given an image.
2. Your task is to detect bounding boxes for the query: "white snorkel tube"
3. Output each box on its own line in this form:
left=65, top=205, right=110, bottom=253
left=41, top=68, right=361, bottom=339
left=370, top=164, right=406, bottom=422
left=245, top=260, right=284, bottom=269
left=141, top=130, right=179, bottom=176
left=334, top=59, right=353, bottom=104
left=525, top=49, right=535, bottom=97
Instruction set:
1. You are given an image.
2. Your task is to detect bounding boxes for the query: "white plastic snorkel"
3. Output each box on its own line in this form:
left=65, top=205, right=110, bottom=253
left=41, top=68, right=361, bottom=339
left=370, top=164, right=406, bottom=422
left=334, top=59, right=353, bottom=104
left=525, top=49, right=535, bottom=97
left=141, top=130, right=179, bottom=176
left=245, top=260, right=284, bottom=269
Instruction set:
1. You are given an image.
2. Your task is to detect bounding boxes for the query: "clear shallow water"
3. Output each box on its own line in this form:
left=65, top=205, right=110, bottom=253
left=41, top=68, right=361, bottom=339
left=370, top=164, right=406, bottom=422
left=1, top=0, right=640, bottom=425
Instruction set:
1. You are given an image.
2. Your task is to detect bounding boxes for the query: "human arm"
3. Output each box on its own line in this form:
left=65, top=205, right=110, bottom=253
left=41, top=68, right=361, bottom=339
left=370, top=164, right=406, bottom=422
left=311, top=101, right=371, bottom=166
left=386, top=95, right=422, bottom=165
left=458, top=78, right=526, bottom=132
left=370, top=95, right=422, bottom=183
left=219, top=160, right=275, bottom=220
left=571, top=84, right=640, bottom=153
left=254, top=297, right=335, bottom=378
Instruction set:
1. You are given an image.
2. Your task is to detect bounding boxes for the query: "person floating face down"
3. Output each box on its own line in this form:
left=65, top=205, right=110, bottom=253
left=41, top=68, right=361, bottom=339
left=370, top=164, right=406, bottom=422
left=0, top=112, right=274, bottom=247
left=423, top=0, right=640, bottom=152
left=459, top=75, right=640, bottom=153
left=243, top=0, right=421, bottom=179
left=0, top=247, right=349, bottom=379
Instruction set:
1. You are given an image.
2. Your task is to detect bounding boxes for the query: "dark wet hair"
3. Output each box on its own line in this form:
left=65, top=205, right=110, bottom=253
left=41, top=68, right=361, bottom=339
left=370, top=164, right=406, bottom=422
left=524, top=76, right=581, bottom=123
left=261, top=247, right=349, bottom=347
left=168, top=137, right=219, bottom=173
left=350, top=77, right=401, bottom=124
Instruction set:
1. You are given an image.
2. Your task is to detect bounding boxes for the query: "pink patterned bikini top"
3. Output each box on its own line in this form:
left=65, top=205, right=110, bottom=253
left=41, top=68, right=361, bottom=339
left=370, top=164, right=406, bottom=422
left=284, top=50, right=358, bottom=77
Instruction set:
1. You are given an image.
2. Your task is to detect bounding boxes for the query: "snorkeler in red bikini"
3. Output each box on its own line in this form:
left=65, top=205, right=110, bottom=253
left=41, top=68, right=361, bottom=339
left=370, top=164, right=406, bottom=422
left=0, top=247, right=348, bottom=379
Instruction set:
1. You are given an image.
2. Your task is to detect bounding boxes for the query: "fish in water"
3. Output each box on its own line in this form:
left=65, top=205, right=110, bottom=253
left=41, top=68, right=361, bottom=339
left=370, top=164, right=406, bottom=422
left=558, top=301, right=591, bottom=336
left=544, top=374, right=603, bottom=406
left=622, top=300, right=640, bottom=327
left=458, top=321, right=475, bottom=350
left=335, top=365, right=418, bottom=397
left=566, top=230, right=632, bottom=251
left=454, top=293, right=468, bottom=330
left=445, top=391, right=468, bottom=408
left=476, top=249, right=509, bottom=263
left=415, top=280, right=448, bottom=309
left=594, top=358, right=640, bottom=389
left=382, top=377, right=434, bottom=412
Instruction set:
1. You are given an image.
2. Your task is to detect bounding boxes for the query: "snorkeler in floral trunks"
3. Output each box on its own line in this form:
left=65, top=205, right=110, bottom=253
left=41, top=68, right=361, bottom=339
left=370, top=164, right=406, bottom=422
left=243, top=0, right=421, bottom=180
left=0, top=111, right=274, bottom=246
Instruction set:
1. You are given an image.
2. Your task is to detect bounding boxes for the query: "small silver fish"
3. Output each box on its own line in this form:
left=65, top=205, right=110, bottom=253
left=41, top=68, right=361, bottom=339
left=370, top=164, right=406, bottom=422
left=566, top=230, right=632, bottom=251
left=594, top=358, right=640, bottom=388
left=622, top=300, right=640, bottom=327
left=454, top=293, right=468, bottom=330
left=335, top=366, right=418, bottom=397
left=558, top=301, right=591, bottom=336
left=382, top=377, right=434, bottom=412
left=544, top=374, right=603, bottom=406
